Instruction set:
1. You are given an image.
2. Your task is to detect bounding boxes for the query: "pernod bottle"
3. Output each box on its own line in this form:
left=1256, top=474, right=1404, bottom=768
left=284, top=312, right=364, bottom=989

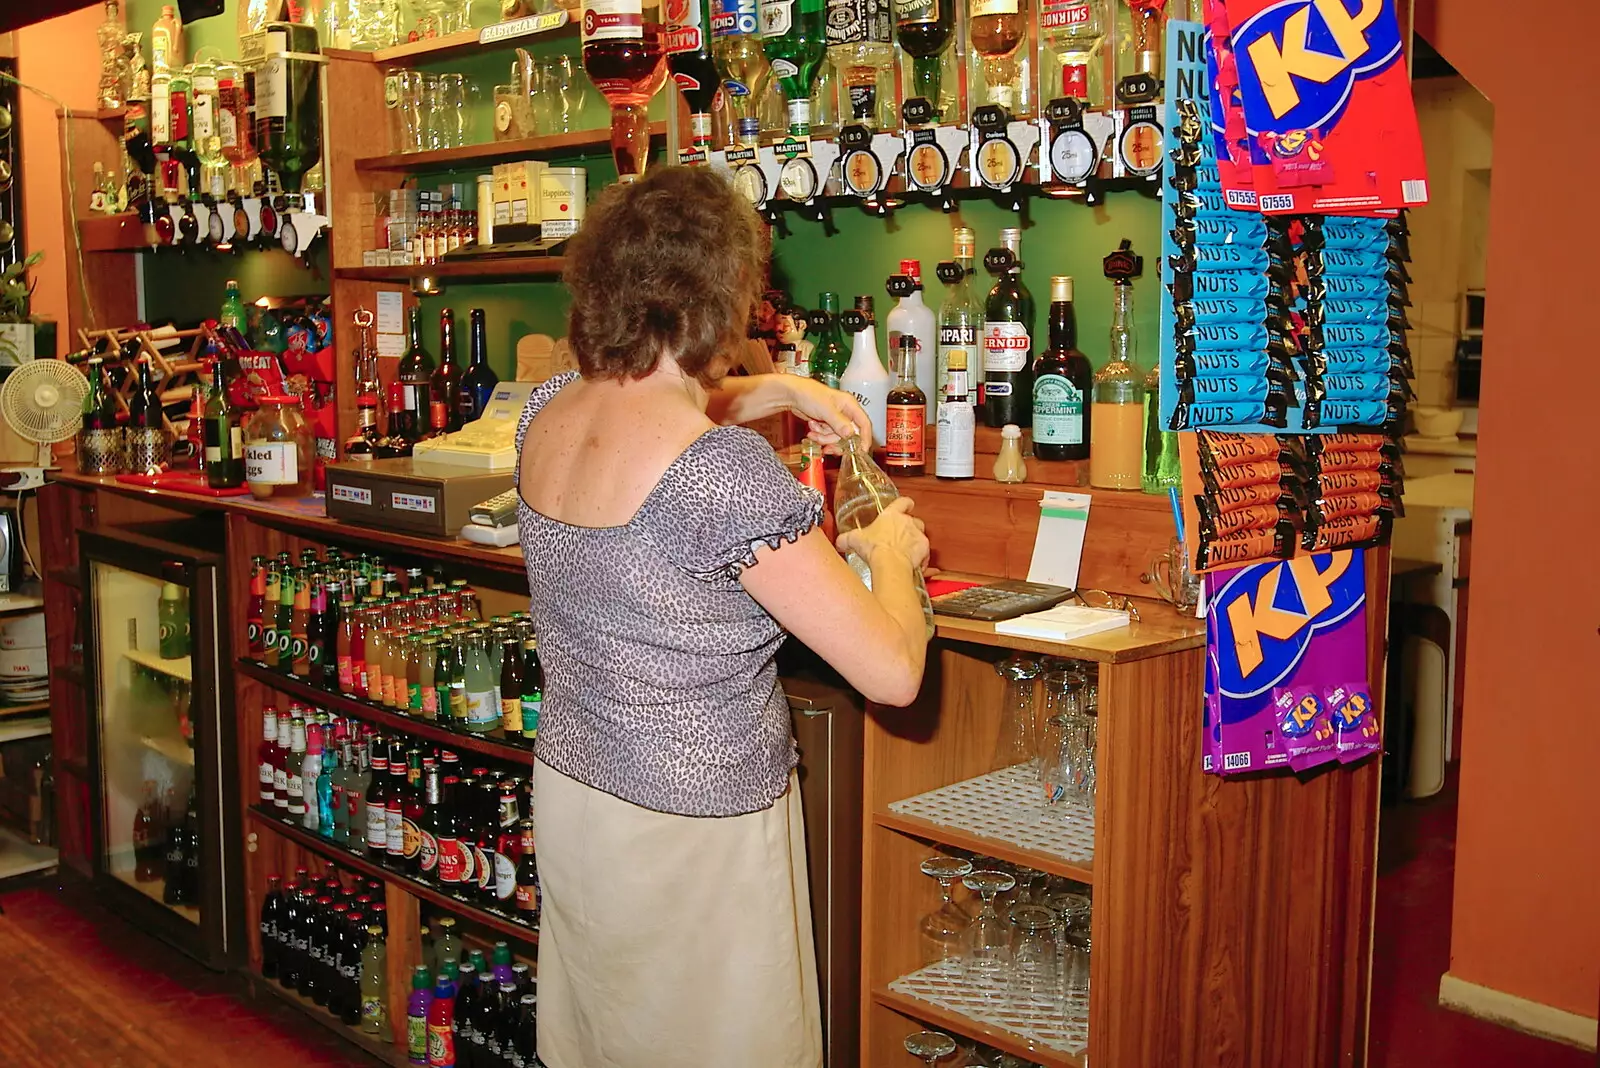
left=981, top=227, right=1034, bottom=427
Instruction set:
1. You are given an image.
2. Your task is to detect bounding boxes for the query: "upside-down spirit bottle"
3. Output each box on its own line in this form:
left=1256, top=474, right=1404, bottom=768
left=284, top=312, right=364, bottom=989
left=826, top=0, right=893, bottom=129
left=713, top=0, right=769, bottom=144
left=760, top=0, right=827, bottom=136
left=970, top=0, right=1029, bottom=115
left=1041, top=0, right=1106, bottom=102
left=666, top=0, right=721, bottom=157
left=582, top=0, right=668, bottom=181
left=254, top=22, right=324, bottom=197
left=895, top=0, right=954, bottom=116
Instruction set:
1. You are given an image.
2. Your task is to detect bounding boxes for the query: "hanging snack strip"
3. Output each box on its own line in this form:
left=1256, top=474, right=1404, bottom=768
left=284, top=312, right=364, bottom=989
left=1166, top=102, right=1296, bottom=434
left=1296, top=215, right=1417, bottom=431
left=1187, top=429, right=1404, bottom=571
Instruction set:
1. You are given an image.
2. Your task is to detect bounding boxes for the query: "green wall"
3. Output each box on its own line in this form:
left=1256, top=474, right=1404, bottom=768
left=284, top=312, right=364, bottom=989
left=127, top=0, right=1163, bottom=380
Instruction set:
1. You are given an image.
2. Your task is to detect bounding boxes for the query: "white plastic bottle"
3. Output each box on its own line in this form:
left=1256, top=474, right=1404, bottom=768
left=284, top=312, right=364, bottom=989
left=840, top=295, right=890, bottom=446
left=885, top=260, right=938, bottom=422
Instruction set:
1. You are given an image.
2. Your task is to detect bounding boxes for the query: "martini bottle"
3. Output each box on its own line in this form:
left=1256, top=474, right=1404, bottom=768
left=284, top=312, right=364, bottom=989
left=667, top=0, right=720, bottom=157
left=760, top=0, right=827, bottom=136
left=713, top=0, right=769, bottom=144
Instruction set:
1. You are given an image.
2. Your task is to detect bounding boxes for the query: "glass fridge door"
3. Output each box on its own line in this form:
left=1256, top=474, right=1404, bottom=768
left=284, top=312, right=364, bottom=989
left=90, top=557, right=202, bottom=924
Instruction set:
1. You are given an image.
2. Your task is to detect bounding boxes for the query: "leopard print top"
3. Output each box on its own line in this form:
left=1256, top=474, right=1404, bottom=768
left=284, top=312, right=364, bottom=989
left=515, top=372, right=824, bottom=817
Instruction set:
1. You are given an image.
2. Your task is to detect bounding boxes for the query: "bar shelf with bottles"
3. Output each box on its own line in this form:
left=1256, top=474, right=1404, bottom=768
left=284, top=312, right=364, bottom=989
left=91, top=6, right=330, bottom=258
left=252, top=855, right=541, bottom=1068
left=678, top=0, right=1189, bottom=214
left=246, top=699, right=540, bottom=943
left=237, top=547, right=544, bottom=760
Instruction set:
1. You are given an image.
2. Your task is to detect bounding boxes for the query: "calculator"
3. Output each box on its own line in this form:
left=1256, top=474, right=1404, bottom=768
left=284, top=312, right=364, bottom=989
left=469, top=488, right=521, bottom=528
left=931, top=580, right=1075, bottom=622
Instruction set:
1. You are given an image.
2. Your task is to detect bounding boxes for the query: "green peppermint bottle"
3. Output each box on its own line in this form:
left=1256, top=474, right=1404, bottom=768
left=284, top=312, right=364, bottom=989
left=810, top=292, right=848, bottom=389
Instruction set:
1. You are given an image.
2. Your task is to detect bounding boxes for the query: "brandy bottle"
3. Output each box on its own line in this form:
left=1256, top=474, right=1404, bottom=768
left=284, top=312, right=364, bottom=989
left=582, top=0, right=669, bottom=181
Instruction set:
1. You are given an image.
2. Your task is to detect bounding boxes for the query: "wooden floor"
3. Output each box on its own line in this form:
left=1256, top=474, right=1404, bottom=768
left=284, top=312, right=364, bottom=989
left=0, top=876, right=375, bottom=1066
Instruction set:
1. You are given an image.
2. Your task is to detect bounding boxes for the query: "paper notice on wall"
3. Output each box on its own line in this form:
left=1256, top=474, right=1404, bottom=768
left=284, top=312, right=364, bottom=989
left=376, top=333, right=406, bottom=358
left=376, top=290, right=405, bottom=335
left=1027, top=491, right=1091, bottom=590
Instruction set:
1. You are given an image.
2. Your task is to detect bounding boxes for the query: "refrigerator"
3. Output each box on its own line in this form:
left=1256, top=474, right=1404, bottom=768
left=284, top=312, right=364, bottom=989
left=81, top=519, right=241, bottom=970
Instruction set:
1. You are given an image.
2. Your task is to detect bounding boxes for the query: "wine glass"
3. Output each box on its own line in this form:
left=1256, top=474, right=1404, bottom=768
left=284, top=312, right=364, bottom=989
left=961, top=869, right=1016, bottom=1000
left=904, top=1031, right=958, bottom=1066
left=992, top=656, right=1042, bottom=772
left=1045, top=891, right=1092, bottom=1006
left=918, top=855, right=974, bottom=965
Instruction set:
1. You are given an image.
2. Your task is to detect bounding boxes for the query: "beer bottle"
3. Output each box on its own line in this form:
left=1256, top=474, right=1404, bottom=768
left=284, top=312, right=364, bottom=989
left=495, top=784, right=520, bottom=908
left=319, top=579, right=342, bottom=691
left=260, top=873, right=284, bottom=980
left=385, top=743, right=408, bottom=868
left=435, top=775, right=465, bottom=889
left=365, top=751, right=390, bottom=862
left=513, top=818, right=538, bottom=920
left=419, top=759, right=442, bottom=881
left=246, top=555, right=268, bottom=657
left=519, top=638, right=543, bottom=742
left=403, top=749, right=425, bottom=875
left=499, top=632, right=522, bottom=734
left=419, top=637, right=439, bottom=720
left=290, top=570, right=311, bottom=675
left=276, top=566, right=295, bottom=673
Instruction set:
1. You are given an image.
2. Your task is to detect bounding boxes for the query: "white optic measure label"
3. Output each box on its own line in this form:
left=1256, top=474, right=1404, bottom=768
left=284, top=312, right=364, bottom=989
left=391, top=493, right=437, bottom=514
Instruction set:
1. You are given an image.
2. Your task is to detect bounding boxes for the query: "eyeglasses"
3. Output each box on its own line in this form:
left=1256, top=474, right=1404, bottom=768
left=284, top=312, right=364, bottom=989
left=1066, top=588, right=1140, bottom=622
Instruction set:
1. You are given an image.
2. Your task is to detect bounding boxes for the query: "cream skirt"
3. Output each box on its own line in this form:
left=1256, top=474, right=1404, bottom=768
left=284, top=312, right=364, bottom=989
left=532, top=759, right=824, bottom=1068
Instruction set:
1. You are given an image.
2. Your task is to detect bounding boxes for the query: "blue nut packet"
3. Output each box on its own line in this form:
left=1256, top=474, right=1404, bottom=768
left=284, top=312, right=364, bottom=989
left=1192, top=296, right=1267, bottom=323
left=1185, top=320, right=1270, bottom=351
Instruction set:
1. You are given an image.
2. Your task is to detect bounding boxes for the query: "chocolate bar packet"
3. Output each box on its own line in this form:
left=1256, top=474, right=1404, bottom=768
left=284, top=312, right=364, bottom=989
left=1200, top=501, right=1298, bottom=539
left=1324, top=682, right=1381, bottom=765
left=1202, top=480, right=1304, bottom=515
left=1196, top=522, right=1296, bottom=571
left=1321, top=372, right=1394, bottom=403
left=1303, top=512, right=1392, bottom=552
left=1176, top=348, right=1294, bottom=380
left=1191, top=214, right=1269, bottom=246
left=1198, top=455, right=1298, bottom=493
left=1172, top=388, right=1291, bottom=431
left=1272, top=687, right=1339, bottom=772
left=1314, top=432, right=1396, bottom=453
left=1197, top=432, right=1280, bottom=465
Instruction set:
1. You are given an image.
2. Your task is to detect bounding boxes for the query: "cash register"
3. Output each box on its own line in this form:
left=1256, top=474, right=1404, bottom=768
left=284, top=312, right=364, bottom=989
left=324, top=383, right=534, bottom=538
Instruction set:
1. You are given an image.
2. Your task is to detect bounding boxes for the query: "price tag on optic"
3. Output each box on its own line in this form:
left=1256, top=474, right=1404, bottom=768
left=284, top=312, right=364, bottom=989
left=391, top=492, right=437, bottom=514
left=331, top=484, right=371, bottom=506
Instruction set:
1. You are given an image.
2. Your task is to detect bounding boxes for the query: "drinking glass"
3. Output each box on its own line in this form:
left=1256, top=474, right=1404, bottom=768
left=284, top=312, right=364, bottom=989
left=918, top=855, right=974, bottom=965
left=437, top=72, right=470, bottom=148
left=993, top=656, right=1042, bottom=772
left=904, top=1031, right=958, bottom=1065
left=1039, top=669, right=1088, bottom=816
left=398, top=70, right=427, bottom=152
left=421, top=72, right=444, bottom=150
left=1147, top=535, right=1200, bottom=614
left=961, top=870, right=1016, bottom=1000
left=1043, top=891, right=1090, bottom=1010
left=537, top=55, right=581, bottom=135
left=1007, top=904, right=1058, bottom=1010
left=384, top=67, right=407, bottom=153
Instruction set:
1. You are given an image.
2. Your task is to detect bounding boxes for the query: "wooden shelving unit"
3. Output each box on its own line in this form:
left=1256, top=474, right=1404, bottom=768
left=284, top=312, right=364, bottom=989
left=354, top=123, right=663, bottom=173
left=372, top=13, right=576, bottom=64
left=236, top=658, right=535, bottom=764
left=333, top=256, right=567, bottom=285
left=248, top=807, right=539, bottom=945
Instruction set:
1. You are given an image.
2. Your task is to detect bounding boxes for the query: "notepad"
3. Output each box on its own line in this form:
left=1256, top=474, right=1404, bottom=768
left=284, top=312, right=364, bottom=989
left=993, top=603, right=1132, bottom=642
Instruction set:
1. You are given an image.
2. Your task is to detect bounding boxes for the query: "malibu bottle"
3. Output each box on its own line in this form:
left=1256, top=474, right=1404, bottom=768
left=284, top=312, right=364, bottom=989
left=1031, top=275, right=1093, bottom=460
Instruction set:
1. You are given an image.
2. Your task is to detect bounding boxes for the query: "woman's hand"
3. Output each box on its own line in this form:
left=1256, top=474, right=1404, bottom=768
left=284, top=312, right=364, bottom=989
left=783, top=376, right=873, bottom=448
left=836, top=497, right=930, bottom=572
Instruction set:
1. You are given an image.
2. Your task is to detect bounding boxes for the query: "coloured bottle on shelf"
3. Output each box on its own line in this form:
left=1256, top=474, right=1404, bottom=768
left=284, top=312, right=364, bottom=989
left=259, top=873, right=283, bottom=980
left=408, top=965, right=433, bottom=1065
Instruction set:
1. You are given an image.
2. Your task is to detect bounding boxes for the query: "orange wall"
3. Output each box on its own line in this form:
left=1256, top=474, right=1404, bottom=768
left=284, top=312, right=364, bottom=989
left=15, top=5, right=102, bottom=338
left=1416, top=0, right=1600, bottom=1022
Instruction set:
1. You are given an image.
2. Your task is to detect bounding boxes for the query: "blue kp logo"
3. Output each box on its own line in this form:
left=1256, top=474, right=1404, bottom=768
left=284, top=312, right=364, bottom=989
left=1210, top=550, right=1366, bottom=699
left=1232, top=0, right=1402, bottom=134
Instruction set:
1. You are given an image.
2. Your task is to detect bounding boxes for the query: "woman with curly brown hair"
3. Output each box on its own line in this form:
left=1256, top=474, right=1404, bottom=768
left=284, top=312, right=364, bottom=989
left=515, top=165, right=930, bottom=1067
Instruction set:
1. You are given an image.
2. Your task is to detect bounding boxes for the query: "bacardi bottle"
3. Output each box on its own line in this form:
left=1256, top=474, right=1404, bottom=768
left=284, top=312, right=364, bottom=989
left=582, top=0, right=669, bottom=181
left=825, top=0, right=893, bottom=129
left=713, top=0, right=769, bottom=144
left=666, top=0, right=721, bottom=158
left=760, top=0, right=828, bottom=136
left=1041, top=0, right=1106, bottom=103
left=981, top=227, right=1034, bottom=427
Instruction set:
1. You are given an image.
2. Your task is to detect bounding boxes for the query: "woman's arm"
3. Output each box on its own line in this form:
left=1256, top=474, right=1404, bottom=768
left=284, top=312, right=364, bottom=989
left=706, top=374, right=873, bottom=445
left=740, top=508, right=929, bottom=707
